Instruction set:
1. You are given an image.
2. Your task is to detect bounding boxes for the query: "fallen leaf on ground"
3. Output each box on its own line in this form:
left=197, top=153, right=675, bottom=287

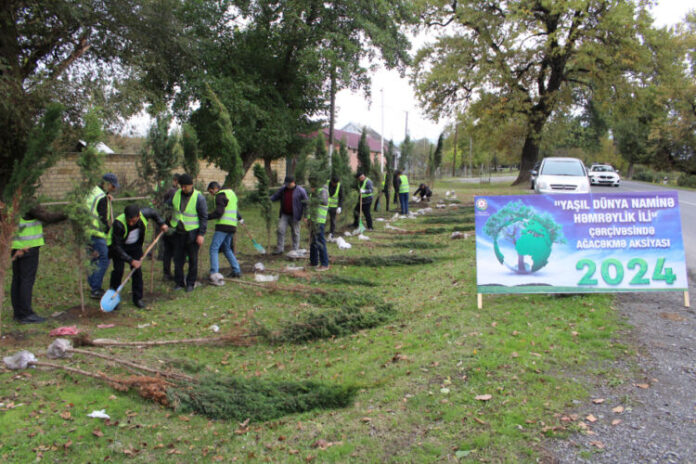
left=589, top=441, right=605, bottom=449
left=611, top=419, right=622, bottom=426
left=659, top=312, right=686, bottom=322
left=60, top=411, right=71, bottom=420
left=635, top=383, right=650, bottom=389
left=612, top=406, right=624, bottom=413
left=92, top=429, right=104, bottom=437
left=585, top=414, right=597, bottom=423
left=592, top=398, right=605, bottom=404
left=475, top=394, right=492, bottom=401
left=360, top=417, right=371, bottom=423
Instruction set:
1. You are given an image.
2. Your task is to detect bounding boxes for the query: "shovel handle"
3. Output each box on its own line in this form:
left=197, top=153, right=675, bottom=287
left=114, top=230, right=165, bottom=295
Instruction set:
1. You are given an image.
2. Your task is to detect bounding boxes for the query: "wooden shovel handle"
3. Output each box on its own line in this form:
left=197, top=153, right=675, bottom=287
left=115, top=230, right=165, bottom=294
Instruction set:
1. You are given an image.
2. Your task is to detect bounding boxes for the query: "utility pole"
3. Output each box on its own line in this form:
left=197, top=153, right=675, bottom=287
left=380, top=88, right=384, bottom=170
left=452, top=123, right=458, bottom=177
left=328, top=67, right=336, bottom=169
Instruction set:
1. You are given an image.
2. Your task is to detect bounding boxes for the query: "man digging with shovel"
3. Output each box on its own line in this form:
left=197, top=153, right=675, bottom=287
left=107, top=204, right=168, bottom=309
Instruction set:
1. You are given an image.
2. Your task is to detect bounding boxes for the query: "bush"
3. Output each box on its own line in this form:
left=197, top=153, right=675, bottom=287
left=632, top=167, right=656, bottom=182
left=677, top=174, right=696, bottom=188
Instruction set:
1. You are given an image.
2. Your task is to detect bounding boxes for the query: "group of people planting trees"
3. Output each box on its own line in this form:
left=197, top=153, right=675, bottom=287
left=10, top=162, right=433, bottom=324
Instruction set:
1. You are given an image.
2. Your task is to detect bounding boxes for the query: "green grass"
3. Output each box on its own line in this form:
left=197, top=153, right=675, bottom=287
left=1, top=180, right=633, bottom=463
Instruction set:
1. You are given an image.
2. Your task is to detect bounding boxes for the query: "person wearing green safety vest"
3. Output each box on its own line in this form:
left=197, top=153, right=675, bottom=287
left=167, top=174, right=207, bottom=292
left=351, top=172, right=374, bottom=230
left=85, top=173, right=119, bottom=300
left=207, top=181, right=243, bottom=284
left=107, top=204, right=168, bottom=309
left=11, top=205, right=66, bottom=324
left=326, top=175, right=344, bottom=239
left=307, top=175, right=330, bottom=270
left=394, top=170, right=410, bottom=215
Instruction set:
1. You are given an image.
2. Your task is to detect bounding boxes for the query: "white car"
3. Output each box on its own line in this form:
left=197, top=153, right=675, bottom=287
left=533, top=157, right=590, bottom=194
left=589, top=164, right=621, bottom=187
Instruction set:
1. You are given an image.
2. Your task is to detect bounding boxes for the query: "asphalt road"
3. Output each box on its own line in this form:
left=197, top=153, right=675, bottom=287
left=602, top=179, right=695, bottom=275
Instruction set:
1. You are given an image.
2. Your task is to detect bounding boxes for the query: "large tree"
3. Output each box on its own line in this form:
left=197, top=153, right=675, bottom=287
left=413, top=0, right=654, bottom=185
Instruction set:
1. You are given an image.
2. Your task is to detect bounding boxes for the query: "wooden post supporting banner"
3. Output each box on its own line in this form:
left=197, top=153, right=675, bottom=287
left=684, top=291, right=690, bottom=308
left=477, top=293, right=483, bottom=309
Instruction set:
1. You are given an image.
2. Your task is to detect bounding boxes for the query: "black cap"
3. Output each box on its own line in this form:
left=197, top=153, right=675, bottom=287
left=179, top=174, right=193, bottom=186
left=355, top=172, right=364, bottom=178
left=331, top=174, right=339, bottom=183
left=173, top=173, right=180, bottom=181
left=207, top=181, right=220, bottom=191
left=124, top=204, right=140, bottom=219
left=284, top=176, right=295, bottom=185
left=102, top=173, right=119, bottom=188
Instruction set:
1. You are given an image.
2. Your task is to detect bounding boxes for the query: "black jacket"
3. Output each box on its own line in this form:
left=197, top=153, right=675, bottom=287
left=110, top=208, right=164, bottom=263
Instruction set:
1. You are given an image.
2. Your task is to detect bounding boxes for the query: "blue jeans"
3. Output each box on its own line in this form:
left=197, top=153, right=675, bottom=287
left=399, top=192, right=409, bottom=215
left=87, top=236, right=109, bottom=292
left=310, top=223, right=329, bottom=267
left=209, top=230, right=241, bottom=275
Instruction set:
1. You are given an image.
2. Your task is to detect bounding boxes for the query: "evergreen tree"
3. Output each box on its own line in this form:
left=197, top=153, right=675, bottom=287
left=294, top=149, right=309, bottom=186
left=399, top=135, right=413, bottom=171
left=357, top=127, right=371, bottom=175
left=181, top=123, right=200, bottom=179
left=253, top=163, right=273, bottom=251
left=433, top=133, right=444, bottom=176
left=190, top=84, right=242, bottom=187
left=0, top=104, right=63, bottom=321
left=138, top=114, right=181, bottom=207
left=314, top=132, right=329, bottom=172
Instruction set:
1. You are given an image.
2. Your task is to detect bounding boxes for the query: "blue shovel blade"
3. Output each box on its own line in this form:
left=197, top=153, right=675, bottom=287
left=100, top=289, right=120, bottom=312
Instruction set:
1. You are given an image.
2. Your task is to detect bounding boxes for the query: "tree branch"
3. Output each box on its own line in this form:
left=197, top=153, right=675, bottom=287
left=50, top=32, right=91, bottom=80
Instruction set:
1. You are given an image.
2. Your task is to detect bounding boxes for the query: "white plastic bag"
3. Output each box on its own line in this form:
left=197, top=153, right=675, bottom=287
left=287, top=249, right=307, bottom=259
left=3, top=350, right=36, bottom=370
left=87, top=410, right=110, bottom=419
left=285, top=265, right=304, bottom=271
left=358, top=234, right=370, bottom=241
left=336, top=237, right=352, bottom=249
left=255, top=273, right=279, bottom=282
left=253, top=262, right=265, bottom=272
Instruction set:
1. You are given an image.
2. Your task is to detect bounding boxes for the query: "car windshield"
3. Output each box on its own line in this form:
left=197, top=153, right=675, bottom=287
left=591, top=165, right=614, bottom=172
left=540, top=160, right=585, bottom=176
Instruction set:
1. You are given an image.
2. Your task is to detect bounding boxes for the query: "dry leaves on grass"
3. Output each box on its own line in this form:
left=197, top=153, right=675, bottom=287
left=311, top=439, right=342, bottom=450
left=475, top=394, right=492, bottom=401
left=589, top=441, right=605, bottom=449
left=592, top=398, right=605, bottom=404
left=612, top=405, right=625, bottom=413
left=585, top=414, right=597, bottom=423
left=635, top=383, right=650, bottom=389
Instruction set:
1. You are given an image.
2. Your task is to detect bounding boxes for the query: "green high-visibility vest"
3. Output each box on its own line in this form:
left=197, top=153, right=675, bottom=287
left=360, top=178, right=373, bottom=198
left=381, top=173, right=386, bottom=189
left=328, top=182, right=340, bottom=208
left=312, top=186, right=329, bottom=224
left=85, top=185, right=111, bottom=239
left=12, top=218, right=44, bottom=249
left=106, top=212, right=148, bottom=246
left=399, top=174, right=410, bottom=194
left=216, top=189, right=239, bottom=227
left=171, top=189, right=202, bottom=231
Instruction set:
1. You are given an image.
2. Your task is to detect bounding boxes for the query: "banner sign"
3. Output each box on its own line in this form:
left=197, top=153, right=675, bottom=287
left=474, top=191, right=688, bottom=294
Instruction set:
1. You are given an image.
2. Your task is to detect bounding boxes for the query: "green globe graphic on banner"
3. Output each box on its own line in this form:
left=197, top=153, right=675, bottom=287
left=484, top=200, right=565, bottom=274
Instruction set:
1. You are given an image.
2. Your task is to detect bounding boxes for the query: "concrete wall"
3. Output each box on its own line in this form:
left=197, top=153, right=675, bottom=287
left=36, top=153, right=286, bottom=199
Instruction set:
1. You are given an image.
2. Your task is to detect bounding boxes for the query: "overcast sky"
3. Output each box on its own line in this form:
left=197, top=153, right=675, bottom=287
left=123, top=1, right=693, bottom=143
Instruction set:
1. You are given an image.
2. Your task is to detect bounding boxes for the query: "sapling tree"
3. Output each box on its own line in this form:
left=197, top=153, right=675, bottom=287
left=64, top=110, right=105, bottom=313
left=314, top=132, right=329, bottom=172
left=181, top=123, right=200, bottom=179
left=0, top=104, right=63, bottom=326
left=253, top=163, right=273, bottom=251
left=138, top=114, right=181, bottom=207
left=357, top=128, right=371, bottom=175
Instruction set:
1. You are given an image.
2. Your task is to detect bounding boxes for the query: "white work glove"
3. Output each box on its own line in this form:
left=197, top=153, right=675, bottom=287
left=336, top=207, right=342, bottom=215
left=360, top=189, right=367, bottom=194
left=239, top=218, right=245, bottom=225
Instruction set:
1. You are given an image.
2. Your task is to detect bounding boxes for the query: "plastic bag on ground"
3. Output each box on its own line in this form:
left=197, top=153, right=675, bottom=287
left=451, top=231, right=467, bottom=240
left=49, top=326, right=79, bottom=337
left=391, top=213, right=400, bottom=222
left=208, top=272, right=225, bottom=286
left=336, top=237, right=352, bottom=249
left=47, top=339, right=72, bottom=359
left=3, top=350, right=37, bottom=370
left=344, top=231, right=353, bottom=237
left=255, top=273, right=279, bottom=282
left=287, top=249, right=307, bottom=259
left=358, top=234, right=370, bottom=240
left=386, top=224, right=407, bottom=232
left=253, top=262, right=265, bottom=272
left=375, top=218, right=386, bottom=222
left=436, top=204, right=447, bottom=209
left=285, top=265, right=304, bottom=271
left=88, top=410, right=110, bottom=419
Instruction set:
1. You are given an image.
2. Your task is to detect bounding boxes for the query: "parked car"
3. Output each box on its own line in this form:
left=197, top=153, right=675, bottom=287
left=533, top=157, right=590, bottom=194
left=588, top=164, right=621, bottom=187
left=529, top=161, right=541, bottom=190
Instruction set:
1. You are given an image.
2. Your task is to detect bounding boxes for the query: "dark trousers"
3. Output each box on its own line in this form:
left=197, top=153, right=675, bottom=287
left=11, top=247, right=40, bottom=320
left=309, top=223, right=329, bottom=267
left=110, top=245, right=143, bottom=303
left=174, top=232, right=200, bottom=288
left=352, top=199, right=373, bottom=229
left=162, top=232, right=176, bottom=277
left=328, top=207, right=338, bottom=235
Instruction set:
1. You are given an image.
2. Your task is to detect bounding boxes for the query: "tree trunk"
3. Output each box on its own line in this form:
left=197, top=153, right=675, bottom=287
left=627, top=162, right=635, bottom=180
left=452, top=124, right=458, bottom=177
left=328, top=67, right=336, bottom=168
left=264, top=158, right=273, bottom=184
left=513, top=115, right=547, bottom=186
